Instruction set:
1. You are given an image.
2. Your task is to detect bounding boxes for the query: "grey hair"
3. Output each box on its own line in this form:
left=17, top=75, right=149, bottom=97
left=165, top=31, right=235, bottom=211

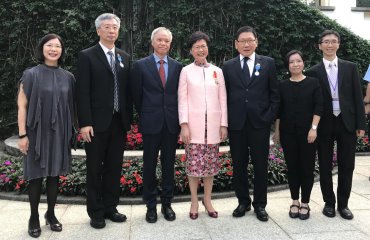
left=151, top=27, right=173, bottom=42
left=95, top=13, right=121, bottom=29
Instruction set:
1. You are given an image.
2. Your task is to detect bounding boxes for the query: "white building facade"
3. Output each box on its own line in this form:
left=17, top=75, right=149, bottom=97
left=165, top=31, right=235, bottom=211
left=303, top=0, right=370, bottom=41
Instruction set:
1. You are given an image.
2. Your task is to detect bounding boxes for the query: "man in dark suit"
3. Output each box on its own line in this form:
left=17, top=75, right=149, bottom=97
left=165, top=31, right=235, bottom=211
left=131, top=27, right=182, bottom=223
left=222, top=26, right=279, bottom=222
left=306, top=30, right=365, bottom=220
left=76, top=13, right=132, bottom=229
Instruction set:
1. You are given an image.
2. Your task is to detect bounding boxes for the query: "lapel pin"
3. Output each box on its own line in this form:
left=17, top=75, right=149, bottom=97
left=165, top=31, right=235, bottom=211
left=255, top=63, right=261, bottom=76
left=117, top=54, right=124, bottom=68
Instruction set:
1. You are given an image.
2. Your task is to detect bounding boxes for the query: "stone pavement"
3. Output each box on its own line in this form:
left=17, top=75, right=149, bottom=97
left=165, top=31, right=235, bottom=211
left=0, top=156, right=369, bottom=240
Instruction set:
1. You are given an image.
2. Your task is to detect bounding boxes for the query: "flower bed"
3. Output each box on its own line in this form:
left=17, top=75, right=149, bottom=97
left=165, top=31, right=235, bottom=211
left=0, top=145, right=320, bottom=197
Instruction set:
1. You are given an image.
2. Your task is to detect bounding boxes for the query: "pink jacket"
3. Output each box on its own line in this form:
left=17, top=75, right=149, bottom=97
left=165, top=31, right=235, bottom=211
left=178, top=63, right=228, bottom=144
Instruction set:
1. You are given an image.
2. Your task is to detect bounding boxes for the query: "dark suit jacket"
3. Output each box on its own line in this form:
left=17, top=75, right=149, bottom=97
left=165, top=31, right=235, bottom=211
left=76, top=44, right=132, bottom=132
left=278, top=76, right=323, bottom=135
left=131, top=54, right=182, bottom=134
left=222, top=54, right=280, bottom=130
left=306, top=59, right=365, bottom=133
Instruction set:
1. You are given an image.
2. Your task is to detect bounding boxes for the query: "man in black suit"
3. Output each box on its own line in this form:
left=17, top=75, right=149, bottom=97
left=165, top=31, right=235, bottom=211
left=306, top=30, right=365, bottom=220
left=222, top=26, right=279, bottom=222
left=131, top=27, right=182, bottom=223
left=76, top=13, right=132, bottom=229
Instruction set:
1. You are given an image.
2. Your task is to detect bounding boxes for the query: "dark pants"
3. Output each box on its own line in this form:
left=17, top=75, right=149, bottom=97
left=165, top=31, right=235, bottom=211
left=280, top=132, right=316, bottom=203
left=142, top=123, right=178, bottom=209
left=318, top=115, right=356, bottom=209
left=85, top=114, right=125, bottom=219
left=229, top=117, right=270, bottom=208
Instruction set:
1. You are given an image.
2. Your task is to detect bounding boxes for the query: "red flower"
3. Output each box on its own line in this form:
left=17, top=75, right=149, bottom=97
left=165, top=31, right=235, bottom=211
left=60, top=176, right=67, bottom=181
left=180, top=155, right=186, bottom=162
left=120, top=176, right=126, bottom=185
left=226, top=171, right=233, bottom=176
left=213, top=71, right=217, bottom=79
left=130, top=187, right=136, bottom=193
left=175, top=171, right=180, bottom=175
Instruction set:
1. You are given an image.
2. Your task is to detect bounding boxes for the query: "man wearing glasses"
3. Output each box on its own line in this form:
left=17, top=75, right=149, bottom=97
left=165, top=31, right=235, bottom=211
left=222, top=26, right=279, bottom=222
left=306, top=30, right=365, bottom=220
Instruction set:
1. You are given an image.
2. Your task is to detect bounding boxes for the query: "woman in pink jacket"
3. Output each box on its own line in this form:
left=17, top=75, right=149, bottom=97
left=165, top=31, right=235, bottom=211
left=178, top=31, right=228, bottom=220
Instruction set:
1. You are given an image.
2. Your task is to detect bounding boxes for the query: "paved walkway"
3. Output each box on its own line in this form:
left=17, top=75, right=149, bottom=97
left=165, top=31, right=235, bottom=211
left=0, top=157, right=369, bottom=240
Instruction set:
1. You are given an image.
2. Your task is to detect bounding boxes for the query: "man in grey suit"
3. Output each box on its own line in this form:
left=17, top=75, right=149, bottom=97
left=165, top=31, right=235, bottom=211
left=306, top=30, right=366, bottom=220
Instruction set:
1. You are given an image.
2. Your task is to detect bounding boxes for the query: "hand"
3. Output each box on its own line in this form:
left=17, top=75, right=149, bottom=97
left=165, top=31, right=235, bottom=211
left=220, top=126, right=228, bottom=141
left=80, top=126, right=94, bottom=142
left=18, top=137, right=29, bottom=155
left=356, top=129, right=365, bottom=137
left=307, top=129, right=317, bottom=143
left=272, top=132, right=280, bottom=144
left=180, top=124, right=191, bottom=144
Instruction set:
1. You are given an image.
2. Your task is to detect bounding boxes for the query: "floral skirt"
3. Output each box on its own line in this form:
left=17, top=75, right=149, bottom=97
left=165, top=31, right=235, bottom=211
left=185, top=143, right=220, bottom=177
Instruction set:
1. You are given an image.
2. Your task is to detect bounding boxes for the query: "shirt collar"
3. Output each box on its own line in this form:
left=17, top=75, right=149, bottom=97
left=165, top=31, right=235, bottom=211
left=153, top=53, right=168, bottom=63
left=239, top=52, right=256, bottom=62
left=323, top=56, right=338, bottom=68
left=99, top=42, right=115, bottom=55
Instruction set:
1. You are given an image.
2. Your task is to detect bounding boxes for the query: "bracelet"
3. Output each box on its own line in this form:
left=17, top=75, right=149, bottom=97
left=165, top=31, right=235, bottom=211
left=364, top=101, right=370, bottom=105
left=18, top=134, right=27, bottom=139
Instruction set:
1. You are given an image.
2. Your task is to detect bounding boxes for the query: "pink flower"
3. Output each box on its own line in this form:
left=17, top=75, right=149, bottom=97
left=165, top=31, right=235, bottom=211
left=4, top=161, right=11, bottom=165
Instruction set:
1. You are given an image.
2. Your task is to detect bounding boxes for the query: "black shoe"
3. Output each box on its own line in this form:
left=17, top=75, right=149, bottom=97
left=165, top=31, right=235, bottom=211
left=105, top=212, right=127, bottom=222
left=322, top=204, right=336, bottom=218
left=299, top=205, right=310, bottom=220
left=146, top=208, right=157, bottom=223
left=161, top=205, right=176, bottom=221
left=254, top=207, right=269, bottom=222
left=232, top=204, right=251, bottom=217
left=338, top=207, right=354, bottom=220
left=44, top=212, right=62, bottom=232
left=289, top=204, right=300, bottom=219
left=90, top=218, right=106, bottom=229
left=28, top=219, right=41, bottom=238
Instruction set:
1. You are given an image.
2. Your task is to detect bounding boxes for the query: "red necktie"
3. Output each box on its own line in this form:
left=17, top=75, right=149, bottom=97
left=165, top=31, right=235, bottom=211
left=159, top=59, right=166, bottom=87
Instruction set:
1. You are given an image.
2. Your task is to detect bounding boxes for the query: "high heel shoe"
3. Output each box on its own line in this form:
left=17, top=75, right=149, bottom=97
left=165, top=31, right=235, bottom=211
left=189, top=203, right=199, bottom=220
left=202, top=200, right=218, bottom=218
left=44, top=212, right=62, bottom=232
left=28, top=218, right=41, bottom=238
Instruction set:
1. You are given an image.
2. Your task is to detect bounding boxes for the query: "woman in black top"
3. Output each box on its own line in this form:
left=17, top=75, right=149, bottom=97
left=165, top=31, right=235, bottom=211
left=273, top=50, right=323, bottom=220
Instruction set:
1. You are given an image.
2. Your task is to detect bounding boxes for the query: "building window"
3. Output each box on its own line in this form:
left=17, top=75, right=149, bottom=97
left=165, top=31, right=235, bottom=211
left=357, top=0, right=370, bottom=7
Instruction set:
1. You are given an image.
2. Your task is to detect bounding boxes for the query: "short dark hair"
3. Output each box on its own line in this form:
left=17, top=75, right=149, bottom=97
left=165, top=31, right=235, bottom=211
left=36, top=33, right=65, bottom=64
left=188, top=31, right=210, bottom=49
left=318, top=30, right=340, bottom=44
left=235, top=26, right=257, bottom=40
left=285, top=50, right=304, bottom=68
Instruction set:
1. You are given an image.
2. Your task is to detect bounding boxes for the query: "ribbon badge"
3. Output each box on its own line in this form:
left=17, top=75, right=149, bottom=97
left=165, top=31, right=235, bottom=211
left=254, top=63, right=261, bottom=76
left=117, top=54, right=124, bottom=68
left=213, top=71, right=218, bottom=85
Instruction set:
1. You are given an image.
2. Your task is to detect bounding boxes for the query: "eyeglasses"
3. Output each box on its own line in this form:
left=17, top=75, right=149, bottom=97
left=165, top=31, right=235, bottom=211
left=320, top=40, right=339, bottom=45
left=192, top=45, right=208, bottom=50
left=237, top=39, right=256, bottom=45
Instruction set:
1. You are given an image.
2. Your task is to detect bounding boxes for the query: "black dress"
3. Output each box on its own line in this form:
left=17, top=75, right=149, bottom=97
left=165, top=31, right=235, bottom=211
left=20, top=64, right=75, bottom=180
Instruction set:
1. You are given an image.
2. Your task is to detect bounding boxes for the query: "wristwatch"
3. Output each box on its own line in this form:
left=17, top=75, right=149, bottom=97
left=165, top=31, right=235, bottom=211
left=311, top=124, right=317, bottom=130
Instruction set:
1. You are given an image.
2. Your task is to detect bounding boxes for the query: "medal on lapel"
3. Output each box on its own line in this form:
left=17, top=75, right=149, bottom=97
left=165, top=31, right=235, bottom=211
left=254, top=63, right=261, bottom=76
left=117, top=54, right=124, bottom=68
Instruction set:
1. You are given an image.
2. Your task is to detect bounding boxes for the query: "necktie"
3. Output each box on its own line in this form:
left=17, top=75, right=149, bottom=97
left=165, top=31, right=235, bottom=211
left=328, top=62, right=340, bottom=116
left=242, top=57, right=251, bottom=82
left=108, top=51, right=119, bottom=112
left=159, top=59, right=166, bottom=87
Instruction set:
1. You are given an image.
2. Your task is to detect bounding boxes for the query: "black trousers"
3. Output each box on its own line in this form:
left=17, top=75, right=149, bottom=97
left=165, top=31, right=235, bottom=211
left=318, top=115, right=356, bottom=209
left=229, top=117, right=270, bottom=208
left=280, top=132, right=316, bottom=203
left=142, top=123, right=178, bottom=208
left=85, top=114, right=125, bottom=219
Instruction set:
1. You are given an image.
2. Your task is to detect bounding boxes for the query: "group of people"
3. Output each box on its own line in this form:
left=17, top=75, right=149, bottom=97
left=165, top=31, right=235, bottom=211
left=17, top=12, right=366, bottom=238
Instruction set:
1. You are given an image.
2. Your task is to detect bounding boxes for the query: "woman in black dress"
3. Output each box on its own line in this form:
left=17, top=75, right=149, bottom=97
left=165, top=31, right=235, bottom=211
left=17, top=34, right=75, bottom=237
left=273, top=50, right=323, bottom=220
